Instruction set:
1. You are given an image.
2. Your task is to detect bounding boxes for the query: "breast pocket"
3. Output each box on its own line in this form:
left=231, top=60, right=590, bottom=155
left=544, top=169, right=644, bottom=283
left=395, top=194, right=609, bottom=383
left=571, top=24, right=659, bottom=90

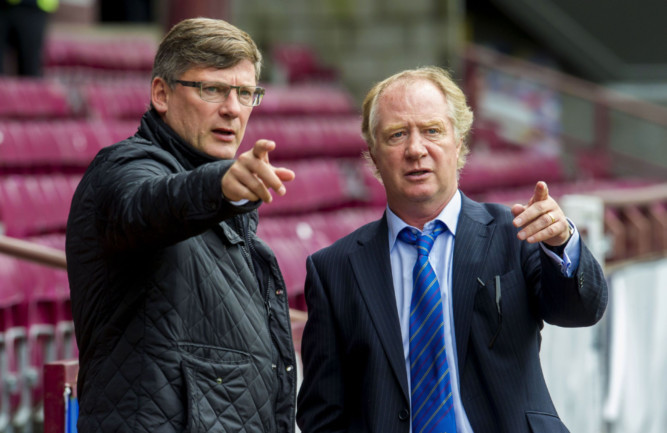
left=526, top=411, right=570, bottom=433
left=179, top=343, right=270, bottom=432
left=473, top=270, right=523, bottom=350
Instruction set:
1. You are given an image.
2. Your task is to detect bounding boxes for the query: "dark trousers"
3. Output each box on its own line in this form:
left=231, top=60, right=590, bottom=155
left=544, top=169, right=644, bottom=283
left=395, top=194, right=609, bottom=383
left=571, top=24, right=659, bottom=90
left=0, top=5, right=49, bottom=76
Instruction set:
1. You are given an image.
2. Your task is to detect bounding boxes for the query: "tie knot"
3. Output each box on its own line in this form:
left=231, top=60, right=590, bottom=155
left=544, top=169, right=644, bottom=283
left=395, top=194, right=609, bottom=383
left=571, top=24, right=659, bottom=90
left=398, top=221, right=447, bottom=256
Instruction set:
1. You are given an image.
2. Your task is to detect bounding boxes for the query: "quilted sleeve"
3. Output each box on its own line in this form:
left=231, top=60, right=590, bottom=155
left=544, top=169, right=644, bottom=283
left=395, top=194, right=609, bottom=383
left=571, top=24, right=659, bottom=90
left=74, top=143, right=259, bottom=251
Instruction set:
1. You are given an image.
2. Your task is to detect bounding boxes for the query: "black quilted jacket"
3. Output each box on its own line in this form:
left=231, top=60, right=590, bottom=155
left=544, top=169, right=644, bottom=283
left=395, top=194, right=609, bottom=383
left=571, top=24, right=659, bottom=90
left=66, top=109, right=297, bottom=432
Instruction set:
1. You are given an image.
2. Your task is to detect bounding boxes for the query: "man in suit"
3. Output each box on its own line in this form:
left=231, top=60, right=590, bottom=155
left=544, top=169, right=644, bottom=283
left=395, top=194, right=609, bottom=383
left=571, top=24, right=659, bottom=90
left=296, top=66, right=608, bottom=433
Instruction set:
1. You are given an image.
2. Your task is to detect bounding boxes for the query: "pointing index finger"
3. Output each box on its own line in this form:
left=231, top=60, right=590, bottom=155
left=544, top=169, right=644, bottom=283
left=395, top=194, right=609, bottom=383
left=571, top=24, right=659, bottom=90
left=528, top=181, right=549, bottom=206
left=252, top=139, right=275, bottom=161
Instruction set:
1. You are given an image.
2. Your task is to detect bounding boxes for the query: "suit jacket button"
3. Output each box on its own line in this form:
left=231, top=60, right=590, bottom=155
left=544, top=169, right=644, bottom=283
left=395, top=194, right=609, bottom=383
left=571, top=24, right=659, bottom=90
left=398, top=409, right=410, bottom=421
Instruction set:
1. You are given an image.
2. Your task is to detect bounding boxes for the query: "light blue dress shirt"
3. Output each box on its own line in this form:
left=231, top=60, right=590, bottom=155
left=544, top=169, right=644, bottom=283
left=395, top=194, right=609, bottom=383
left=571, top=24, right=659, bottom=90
left=386, top=190, right=581, bottom=432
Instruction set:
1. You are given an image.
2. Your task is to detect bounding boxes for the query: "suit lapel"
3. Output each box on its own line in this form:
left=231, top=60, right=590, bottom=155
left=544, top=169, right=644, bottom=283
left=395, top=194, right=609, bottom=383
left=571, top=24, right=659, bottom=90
left=345, top=199, right=495, bottom=401
left=349, top=215, right=410, bottom=401
left=452, top=195, right=495, bottom=370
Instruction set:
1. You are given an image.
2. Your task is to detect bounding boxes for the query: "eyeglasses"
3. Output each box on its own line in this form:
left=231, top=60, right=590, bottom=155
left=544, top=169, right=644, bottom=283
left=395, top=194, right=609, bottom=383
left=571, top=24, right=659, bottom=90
left=173, top=80, right=265, bottom=107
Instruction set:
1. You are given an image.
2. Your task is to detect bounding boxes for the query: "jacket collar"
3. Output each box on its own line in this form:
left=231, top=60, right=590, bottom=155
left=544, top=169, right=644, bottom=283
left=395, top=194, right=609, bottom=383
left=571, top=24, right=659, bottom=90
left=138, top=108, right=219, bottom=170
left=349, top=214, right=409, bottom=401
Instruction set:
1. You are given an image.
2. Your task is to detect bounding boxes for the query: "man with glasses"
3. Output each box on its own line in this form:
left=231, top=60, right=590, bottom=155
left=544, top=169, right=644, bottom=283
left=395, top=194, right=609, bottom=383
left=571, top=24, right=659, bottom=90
left=66, top=18, right=296, bottom=433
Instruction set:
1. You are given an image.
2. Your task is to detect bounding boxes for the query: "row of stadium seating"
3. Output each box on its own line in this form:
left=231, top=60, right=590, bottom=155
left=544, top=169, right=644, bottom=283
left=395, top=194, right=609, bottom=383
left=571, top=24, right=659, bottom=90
left=0, top=76, right=357, bottom=120
left=0, top=233, right=73, bottom=433
left=0, top=150, right=575, bottom=236
left=0, top=115, right=365, bottom=172
left=44, top=36, right=156, bottom=72
left=43, top=36, right=335, bottom=85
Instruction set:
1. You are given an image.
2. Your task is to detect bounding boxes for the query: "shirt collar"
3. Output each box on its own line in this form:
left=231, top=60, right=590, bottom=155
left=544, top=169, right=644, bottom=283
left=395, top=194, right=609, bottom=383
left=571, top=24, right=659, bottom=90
left=387, top=189, right=462, bottom=250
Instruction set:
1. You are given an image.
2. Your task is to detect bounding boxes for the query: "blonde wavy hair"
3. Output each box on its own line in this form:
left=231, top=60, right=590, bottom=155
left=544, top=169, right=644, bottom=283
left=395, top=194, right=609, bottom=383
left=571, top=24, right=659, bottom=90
left=361, top=66, right=474, bottom=176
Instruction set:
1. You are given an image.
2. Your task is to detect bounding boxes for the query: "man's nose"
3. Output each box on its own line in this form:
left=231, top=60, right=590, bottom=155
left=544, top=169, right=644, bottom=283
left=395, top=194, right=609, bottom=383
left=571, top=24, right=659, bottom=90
left=405, top=134, right=427, bottom=159
left=219, top=89, right=242, bottom=116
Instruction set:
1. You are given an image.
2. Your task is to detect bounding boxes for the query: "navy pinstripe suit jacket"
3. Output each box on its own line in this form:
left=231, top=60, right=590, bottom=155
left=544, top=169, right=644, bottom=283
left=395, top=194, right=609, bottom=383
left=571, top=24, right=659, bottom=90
left=296, top=194, right=608, bottom=433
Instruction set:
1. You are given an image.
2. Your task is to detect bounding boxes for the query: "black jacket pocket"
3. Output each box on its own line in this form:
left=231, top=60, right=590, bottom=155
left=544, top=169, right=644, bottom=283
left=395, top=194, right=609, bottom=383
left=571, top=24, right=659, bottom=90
left=180, top=344, right=268, bottom=432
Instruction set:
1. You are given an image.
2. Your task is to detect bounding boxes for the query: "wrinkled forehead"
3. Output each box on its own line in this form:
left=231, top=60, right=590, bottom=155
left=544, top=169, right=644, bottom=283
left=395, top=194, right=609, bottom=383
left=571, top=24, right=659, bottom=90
left=178, top=62, right=258, bottom=85
left=381, top=77, right=443, bottom=101
left=375, top=79, right=449, bottom=124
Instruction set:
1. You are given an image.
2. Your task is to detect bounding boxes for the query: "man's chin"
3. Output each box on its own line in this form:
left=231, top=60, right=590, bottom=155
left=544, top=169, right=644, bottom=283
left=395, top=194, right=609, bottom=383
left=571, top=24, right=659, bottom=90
left=203, top=142, right=239, bottom=160
left=402, top=186, right=438, bottom=202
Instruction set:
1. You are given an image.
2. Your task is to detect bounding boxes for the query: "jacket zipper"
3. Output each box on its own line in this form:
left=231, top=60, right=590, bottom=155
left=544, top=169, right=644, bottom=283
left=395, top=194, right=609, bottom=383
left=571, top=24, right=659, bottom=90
left=238, top=216, right=285, bottom=420
left=235, top=215, right=272, bottom=320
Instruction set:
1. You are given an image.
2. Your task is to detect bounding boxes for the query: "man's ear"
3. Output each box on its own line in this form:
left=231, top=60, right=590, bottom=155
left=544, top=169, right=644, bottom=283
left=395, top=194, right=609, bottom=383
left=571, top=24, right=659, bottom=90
left=363, top=148, right=382, bottom=182
left=151, top=77, right=170, bottom=114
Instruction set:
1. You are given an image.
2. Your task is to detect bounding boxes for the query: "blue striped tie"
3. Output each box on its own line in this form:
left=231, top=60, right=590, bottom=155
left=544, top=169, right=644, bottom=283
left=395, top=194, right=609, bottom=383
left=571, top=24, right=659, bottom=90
left=399, top=221, right=457, bottom=433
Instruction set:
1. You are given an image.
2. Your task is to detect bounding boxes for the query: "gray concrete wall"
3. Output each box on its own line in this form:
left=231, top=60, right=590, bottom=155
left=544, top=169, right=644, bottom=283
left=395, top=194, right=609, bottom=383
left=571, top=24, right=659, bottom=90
left=229, top=0, right=459, bottom=105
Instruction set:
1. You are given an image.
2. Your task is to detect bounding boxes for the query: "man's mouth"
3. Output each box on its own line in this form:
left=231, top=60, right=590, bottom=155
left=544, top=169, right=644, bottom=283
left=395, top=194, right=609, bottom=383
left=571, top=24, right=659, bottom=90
left=406, top=169, right=430, bottom=177
left=213, top=128, right=235, bottom=140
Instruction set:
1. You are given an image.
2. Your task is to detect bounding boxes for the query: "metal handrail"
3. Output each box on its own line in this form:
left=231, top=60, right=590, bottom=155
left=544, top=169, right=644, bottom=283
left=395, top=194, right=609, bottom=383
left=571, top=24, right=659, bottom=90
left=462, top=44, right=667, bottom=180
left=463, top=44, right=667, bottom=126
left=0, top=234, right=307, bottom=322
left=0, top=235, right=66, bottom=269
